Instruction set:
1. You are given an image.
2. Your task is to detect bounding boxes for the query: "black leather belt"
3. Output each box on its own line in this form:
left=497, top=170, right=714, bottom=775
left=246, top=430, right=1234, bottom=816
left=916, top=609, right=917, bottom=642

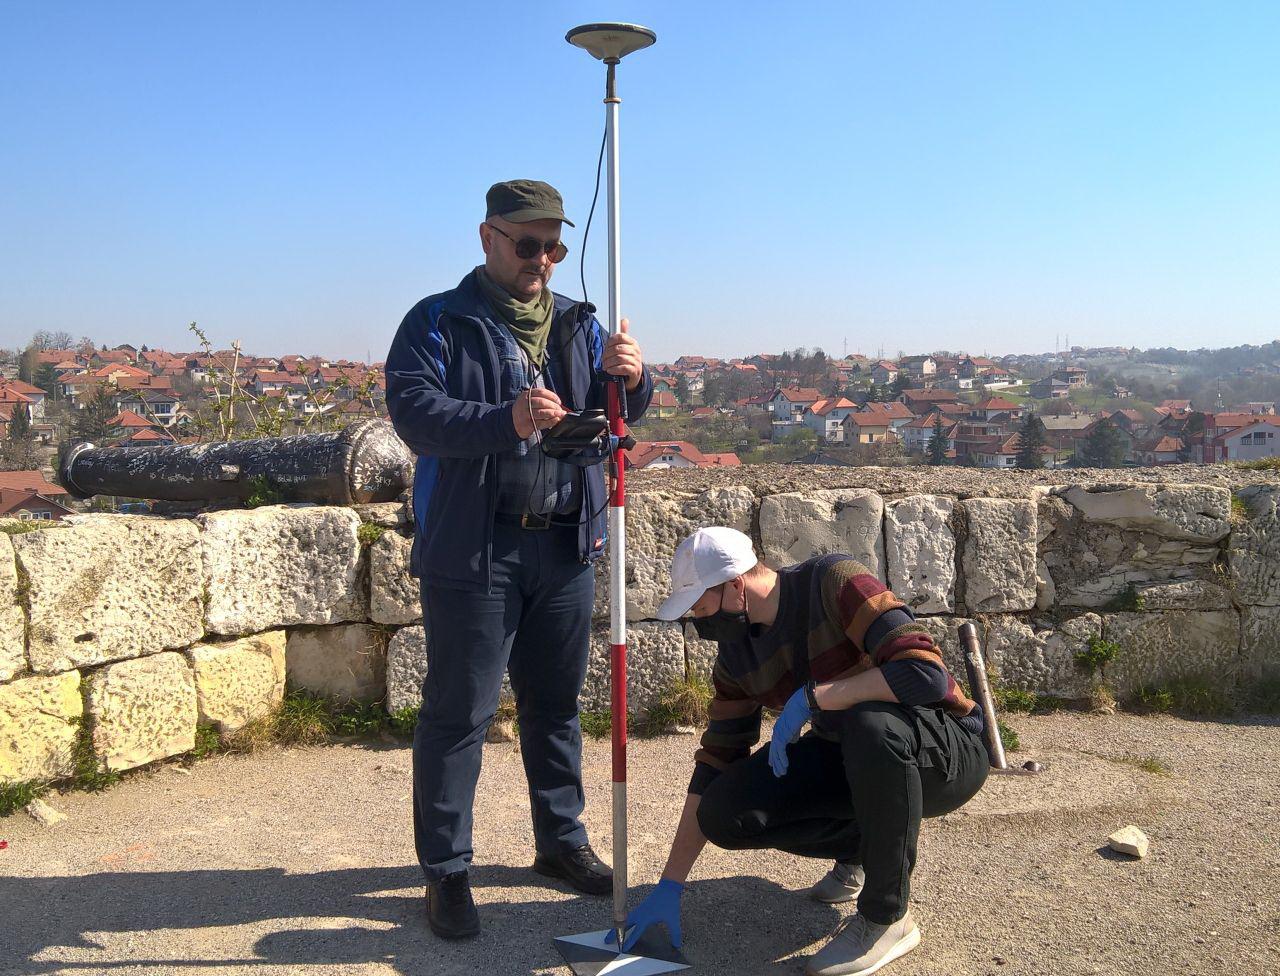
left=494, top=512, right=579, bottom=531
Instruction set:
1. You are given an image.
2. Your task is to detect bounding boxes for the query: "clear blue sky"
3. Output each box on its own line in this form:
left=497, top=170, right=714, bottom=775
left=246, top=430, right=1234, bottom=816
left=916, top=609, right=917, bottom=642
left=2, top=2, right=1277, bottom=364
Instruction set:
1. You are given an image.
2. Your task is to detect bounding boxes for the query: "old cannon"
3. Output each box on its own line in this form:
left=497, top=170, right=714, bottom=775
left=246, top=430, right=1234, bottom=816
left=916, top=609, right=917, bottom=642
left=60, top=419, right=413, bottom=506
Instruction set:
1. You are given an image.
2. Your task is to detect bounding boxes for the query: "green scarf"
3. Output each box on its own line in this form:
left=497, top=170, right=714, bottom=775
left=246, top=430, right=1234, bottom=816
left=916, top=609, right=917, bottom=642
left=475, top=266, right=554, bottom=368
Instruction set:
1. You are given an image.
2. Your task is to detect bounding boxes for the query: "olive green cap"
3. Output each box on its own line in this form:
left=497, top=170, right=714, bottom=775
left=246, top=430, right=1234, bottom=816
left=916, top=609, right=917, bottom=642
left=485, top=179, right=575, bottom=227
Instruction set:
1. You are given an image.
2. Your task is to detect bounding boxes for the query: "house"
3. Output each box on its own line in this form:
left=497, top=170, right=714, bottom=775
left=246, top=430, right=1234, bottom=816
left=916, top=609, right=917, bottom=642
left=860, top=400, right=916, bottom=432
left=802, top=397, right=859, bottom=443
left=900, top=413, right=959, bottom=454
left=767, top=387, right=822, bottom=424
left=971, top=433, right=1056, bottom=468
left=957, top=355, right=996, bottom=379
left=0, top=380, right=47, bottom=419
left=842, top=413, right=895, bottom=444
left=899, top=388, right=960, bottom=415
left=0, top=388, right=34, bottom=423
left=1038, top=412, right=1097, bottom=451
left=1211, top=417, right=1280, bottom=462
left=1102, top=409, right=1147, bottom=433
left=0, top=488, right=75, bottom=521
left=646, top=391, right=680, bottom=419
left=898, top=355, right=937, bottom=379
left=1134, top=435, right=1185, bottom=465
left=970, top=396, right=1025, bottom=424
left=116, top=391, right=181, bottom=427
left=977, top=367, right=1015, bottom=389
left=1029, top=376, right=1072, bottom=399
left=1051, top=366, right=1088, bottom=387
left=622, top=440, right=740, bottom=469
left=869, top=361, right=900, bottom=386
left=1074, top=419, right=1140, bottom=464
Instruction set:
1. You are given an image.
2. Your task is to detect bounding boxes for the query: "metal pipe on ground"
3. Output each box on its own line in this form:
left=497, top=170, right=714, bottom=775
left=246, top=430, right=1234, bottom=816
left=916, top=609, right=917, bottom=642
left=60, top=419, right=413, bottom=506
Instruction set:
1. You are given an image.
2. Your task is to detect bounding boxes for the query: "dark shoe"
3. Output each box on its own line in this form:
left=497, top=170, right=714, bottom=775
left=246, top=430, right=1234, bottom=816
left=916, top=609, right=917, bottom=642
left=426, top=871, right=480, bottom=939
left=532, top=843, right=613, bottom=896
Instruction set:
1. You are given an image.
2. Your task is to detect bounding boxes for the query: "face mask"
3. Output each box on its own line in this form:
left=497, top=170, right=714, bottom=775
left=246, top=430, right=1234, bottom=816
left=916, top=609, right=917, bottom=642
left=691, top=582, right=750, bottom=643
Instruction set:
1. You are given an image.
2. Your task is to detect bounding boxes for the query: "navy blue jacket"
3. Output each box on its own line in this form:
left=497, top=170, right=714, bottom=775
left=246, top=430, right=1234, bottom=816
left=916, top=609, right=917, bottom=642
left=385, top=270, right=653, bottom=590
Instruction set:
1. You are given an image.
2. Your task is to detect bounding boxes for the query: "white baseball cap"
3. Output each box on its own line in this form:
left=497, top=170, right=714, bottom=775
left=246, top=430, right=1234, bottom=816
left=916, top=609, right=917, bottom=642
left=655, top=527, right=759, bottom=621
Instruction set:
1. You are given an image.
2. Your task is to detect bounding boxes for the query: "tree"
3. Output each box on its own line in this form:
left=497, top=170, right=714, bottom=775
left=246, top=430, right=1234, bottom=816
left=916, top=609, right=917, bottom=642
left=674, top=374, right=692, bottom=407
left=926, top=413, right=948, bottom=465
left=30, top=330, right=74, bottom=351
left=17, top=346, right=38, bottom=384
left=890, top=371, right=912, bottom=397
left=70, top=384, right=119, bottom=446
left=34, top=363, right=59, bottom=398
left=1015, top=414, right=1048, bottom=469
left=1081, top=417, right=1126, bottom=468
left=0, top=406, right=40, bottom=472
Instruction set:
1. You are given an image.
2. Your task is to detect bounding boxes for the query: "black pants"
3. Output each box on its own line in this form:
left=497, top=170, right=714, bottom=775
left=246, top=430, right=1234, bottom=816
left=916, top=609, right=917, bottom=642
left=412, top=521, right=595, bottom=881
left=697, top=700, right=989, bottom=924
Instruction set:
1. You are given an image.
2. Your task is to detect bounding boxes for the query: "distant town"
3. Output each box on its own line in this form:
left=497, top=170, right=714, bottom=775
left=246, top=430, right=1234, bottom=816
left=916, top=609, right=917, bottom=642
left=2, top=328, right=1279, bottom=520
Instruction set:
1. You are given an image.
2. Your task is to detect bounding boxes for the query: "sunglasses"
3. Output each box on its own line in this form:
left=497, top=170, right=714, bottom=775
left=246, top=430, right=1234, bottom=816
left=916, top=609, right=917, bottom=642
left=486, top=223, right=569, bottom=264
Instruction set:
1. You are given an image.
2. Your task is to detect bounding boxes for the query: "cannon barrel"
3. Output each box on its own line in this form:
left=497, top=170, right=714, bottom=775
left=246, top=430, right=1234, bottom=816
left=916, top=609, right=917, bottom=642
left=60, top=419, right=413, bottom=505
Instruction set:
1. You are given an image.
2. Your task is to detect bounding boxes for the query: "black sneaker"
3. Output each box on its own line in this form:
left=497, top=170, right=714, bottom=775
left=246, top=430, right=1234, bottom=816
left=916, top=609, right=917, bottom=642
left=426, top=870, right=480, bottom=939
left=532, top=843, right=613, bottom=896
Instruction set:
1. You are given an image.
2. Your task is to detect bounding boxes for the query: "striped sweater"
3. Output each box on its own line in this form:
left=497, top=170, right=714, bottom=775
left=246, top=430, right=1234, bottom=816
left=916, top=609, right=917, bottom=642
left=690, top=554, right=978, bottom=794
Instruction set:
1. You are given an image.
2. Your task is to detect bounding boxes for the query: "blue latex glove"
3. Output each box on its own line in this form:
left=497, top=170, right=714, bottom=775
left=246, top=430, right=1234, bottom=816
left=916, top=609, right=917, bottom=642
left=607, top=877, right=684, bottom=951
left=768, top=686, right=813, bottom=777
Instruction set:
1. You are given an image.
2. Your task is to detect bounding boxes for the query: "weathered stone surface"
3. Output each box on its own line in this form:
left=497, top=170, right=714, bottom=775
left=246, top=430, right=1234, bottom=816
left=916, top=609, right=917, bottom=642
left=1055, top=485, right=1231, bottom=542
left=25, top=797, right=67, bottom=827
left=386, top=625, right=427, bottom=713
left=759, top=489, right=885, bottom=577
left=1102, top=610, right=1241, bottom=698
left=200, top=506, right=367, bottom=635
left=1131, top=578, right=1232, bottom=611
left=13, top=515, right=204, bottom=674
left=185, top=631, right=286, bottom=733
left=1240, top=605, right=1280, bottom=683
left=1039, top=486, right=1223, bottom=609
left=1228, top=485, right=1280, bottom=606
left=606, top=488, right=755, bottom=621
left=1035, top=558, right=1056, bottom=611
left=981, top=613, right=1102, bottom=698
left=885, top=495, right=955, bottom=613
left=0, top=533, right=25, bottom=682
left=370, top=532, right=420, bottom=625
left=1107, top=825, right=1150, bottom=859
left=0, top=670, right=81, bottom=784
left=916, top=615, right=977, bottom=680
left=87, top=652, right=197, bottom=772
left=352, top=502, right=410, bottom=529
left=959, top=498, right=1037, bottom=612
left=583, top=621, right=686, bottom=713
left=286, top=623, right=386, bottom=702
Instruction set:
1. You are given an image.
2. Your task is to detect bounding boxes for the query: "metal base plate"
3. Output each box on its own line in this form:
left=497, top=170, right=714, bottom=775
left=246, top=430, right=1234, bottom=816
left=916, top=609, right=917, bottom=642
left=554, top=929, right=689, bottom=975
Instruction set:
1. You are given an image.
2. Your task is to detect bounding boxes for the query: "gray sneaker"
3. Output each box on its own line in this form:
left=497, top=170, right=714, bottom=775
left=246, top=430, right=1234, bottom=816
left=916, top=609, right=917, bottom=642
left=808, top=862, right=865, bottom=903
left=805, top=911, right=920, bottom=976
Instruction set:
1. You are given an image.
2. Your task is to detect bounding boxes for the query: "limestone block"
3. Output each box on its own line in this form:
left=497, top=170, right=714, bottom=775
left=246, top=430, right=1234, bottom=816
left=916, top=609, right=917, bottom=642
left=1055, top=484, right=1231, bottom=543
left=959, top=498, right=1037, bottom=612
left=759, top=489, right=885, bottom=577
left=885, top=495, right=955, bottom=613
left=0, top=534, right=25, bottom=682
left=185, top=631, right=286, bottom=733
left=352, top=502, right=410, bottom=529
left=1035, top=558, right=1056, bottom=612
left=0, top=670, right=81, bottom=784
left=87, top=652, right=197, bottom=772
left=916, top=615, right=977, bottom=680
left=200, top=506, right=367, bottom=635
left=683, top=622, right=719, bottom=687
left=981, top=613, right=1102, bottom=698
left=583, top=621, right=686, bottom=713
left=1102, top=610, right=1241, bottom=698
left=1039, top=493, right=1222, bottom=609
left=286, top=623, right=386, bottom=702
left=1228, top=485, right=1280, bottom=606
left=1108, top=825, right=1150, bottom=859
left=386, top=625, right=428, bottom=713
left=605, top=487, right=755, bottom=621
left=14, top=515, right=204, bottom=674
left=1240, top=605, right=1280, bottom=684
left=1131, top=579, right=1232, bottom=611
left=370, top=532, right=421, bottom=625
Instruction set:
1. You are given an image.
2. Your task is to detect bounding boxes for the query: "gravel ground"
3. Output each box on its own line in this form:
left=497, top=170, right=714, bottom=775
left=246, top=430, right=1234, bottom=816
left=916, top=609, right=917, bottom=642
left=627, top=462, right=1279, bottom=498
left=1, top=712, right=1277, bottom=976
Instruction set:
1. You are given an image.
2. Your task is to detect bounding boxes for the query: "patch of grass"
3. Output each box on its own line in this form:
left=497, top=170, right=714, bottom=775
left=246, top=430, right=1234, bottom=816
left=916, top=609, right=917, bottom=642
left=273, top=691, right=334, bottom=745
left=0, top=520, right=45, bottom=536
left=579, top=708, right=613, bottom=740
left=189, top=724, right=226, bottom=761
left=0, top=780, right=48, bottom=818
left=1135, top=756, right=1170, bottom=775
left=245, top=475, right=282, bottom=509
left=638, top=673, right=713, bottom=736
left=331, top=699, right=390, bottom=737
left=996, top=719, right=1020, bottom=753
left=1128, top=677, right=1234, bottom=717
left=1232, top=456, right=1280, bottom=471
left=389, top=705, right=420, bottom=737
left=69, top=716, right=121, bottom=792
left=1102, top=585, right=1145, bottom=613
left=993, top=686, right=1039, bottom=714
left=1230, top=495, right=1249, bottom=523
left=356, top=522, right=386, bottom=546
left=1076, top=636, right=1121, bottom=676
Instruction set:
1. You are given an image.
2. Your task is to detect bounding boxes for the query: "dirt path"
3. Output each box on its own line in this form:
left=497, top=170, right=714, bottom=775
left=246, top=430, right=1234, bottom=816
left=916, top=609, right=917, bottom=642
left=1, top=712, right=1277, bottom=976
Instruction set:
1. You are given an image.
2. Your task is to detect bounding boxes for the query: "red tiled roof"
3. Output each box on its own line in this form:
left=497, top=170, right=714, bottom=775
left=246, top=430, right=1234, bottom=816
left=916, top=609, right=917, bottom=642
left=651, top=392, right=679, bottom=408
left=1, top=380, right=44, bottom=397
left=108, top=410, right=154, bottom=428
left=0, top=470, right=68, bottom=496
left=775, top=387, right=822, bottom=402
left=809, top=397, right=857, bottom=416
left=974, top=396, right=1020, bottom=410
left=0, top=488, right=75, bottom=518
left=860, top=402, right=914, bottom=419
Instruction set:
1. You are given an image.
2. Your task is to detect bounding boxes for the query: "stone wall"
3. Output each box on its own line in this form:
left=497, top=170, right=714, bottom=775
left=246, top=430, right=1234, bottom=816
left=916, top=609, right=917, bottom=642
left=2, top=466, right=1278, bottom=786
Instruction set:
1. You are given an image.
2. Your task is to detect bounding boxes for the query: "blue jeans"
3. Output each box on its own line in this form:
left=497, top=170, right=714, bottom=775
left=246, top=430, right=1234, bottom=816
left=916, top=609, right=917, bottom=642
left=412, top=519, right=595, bottom=881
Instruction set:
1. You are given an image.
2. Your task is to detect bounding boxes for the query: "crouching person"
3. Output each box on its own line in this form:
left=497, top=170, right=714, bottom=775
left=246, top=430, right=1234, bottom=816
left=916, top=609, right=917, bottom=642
left=621, top=527, right=989, bottom=976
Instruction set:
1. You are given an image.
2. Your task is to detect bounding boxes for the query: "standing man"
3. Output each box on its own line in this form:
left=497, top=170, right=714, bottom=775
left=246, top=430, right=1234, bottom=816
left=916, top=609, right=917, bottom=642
left=385, top=180, right=652, bottom=940
left=621, top=528, right=989, bottom=976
